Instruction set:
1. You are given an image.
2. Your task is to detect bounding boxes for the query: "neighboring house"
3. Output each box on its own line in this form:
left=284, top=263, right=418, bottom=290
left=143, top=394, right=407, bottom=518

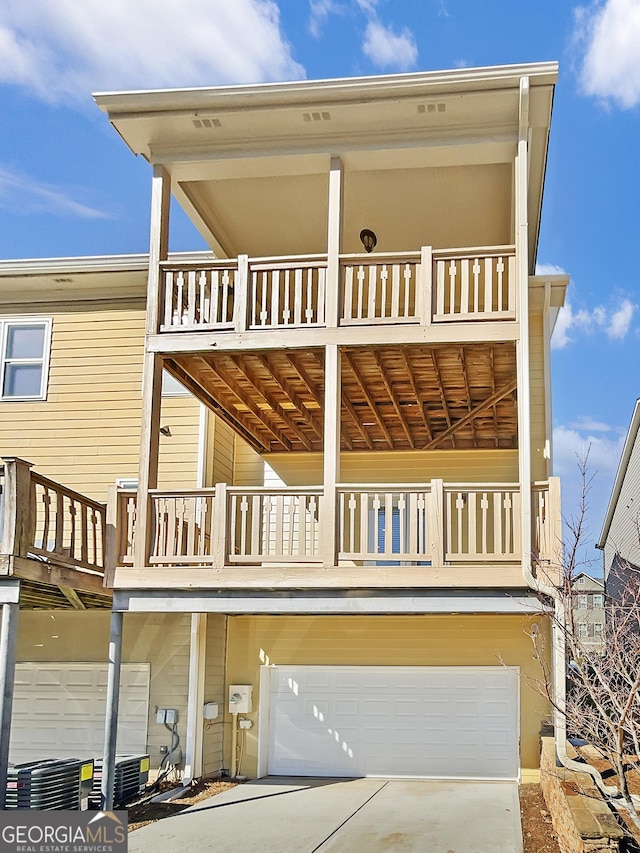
left=571, top=572, right=605, bottom=650
left=0, top=254, right=229, bottom=783
left=0, top=61, right=568, bottom=793
left=597, top=398, right=640, bottom=604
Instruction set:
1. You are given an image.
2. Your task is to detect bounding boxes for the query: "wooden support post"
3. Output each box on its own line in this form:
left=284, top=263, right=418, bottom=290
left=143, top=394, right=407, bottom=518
left=134, top=165, right=171, bottom=569
left=183, top=613, right=207, bottom=781
left=429, top=479, right=444, bottom=567
left=212, top=483, right=228, bottom=569
left=419, top=246, right=433, bottom=326
left=101, top=610, right=123, bottom=810
left=516, top=76, right=533, bottom=579
left=0, top=599, right=18, bottom=808
left=322, top=345, right=341, bottom=568
left=234, top=255, right=249, bottom=333
left=1, top=457, right=34, bottom=559
left=325, top=157, right=343, bottom=328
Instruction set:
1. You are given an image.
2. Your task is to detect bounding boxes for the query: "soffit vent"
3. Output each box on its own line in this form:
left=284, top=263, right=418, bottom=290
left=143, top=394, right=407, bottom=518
left=192, top=118, right=222, bottom=128
left=417, top=103, right=446, bottom=114
left=303, top=111, right=331, bottom=122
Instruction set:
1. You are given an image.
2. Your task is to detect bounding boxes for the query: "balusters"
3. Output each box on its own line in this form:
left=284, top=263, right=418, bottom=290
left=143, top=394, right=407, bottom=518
left=432, top=252, right=515, bottom=321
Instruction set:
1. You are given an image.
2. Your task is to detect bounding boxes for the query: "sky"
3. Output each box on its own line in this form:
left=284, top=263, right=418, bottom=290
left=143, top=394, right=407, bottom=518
left=1, top=0, right=639, bottom=572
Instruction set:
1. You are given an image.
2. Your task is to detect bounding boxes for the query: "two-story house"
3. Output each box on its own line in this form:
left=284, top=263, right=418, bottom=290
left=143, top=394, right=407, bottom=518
left=570, top=572, right=605, bottom=650
left=90, top=61, right=567, bottom=790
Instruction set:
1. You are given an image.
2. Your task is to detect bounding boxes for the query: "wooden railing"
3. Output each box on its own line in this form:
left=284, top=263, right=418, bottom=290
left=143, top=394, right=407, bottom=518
left=443, top=484, right=521, bottom=562
left=338, top=485, right=433, bottom=563
left=115, top=478, right=561, bottom=572
left=161, top=261, right=237, bottom=331
left=249, top=258, right=327, bottom=329
left=340, top=253, right=422, bottom=325
left=0, top=458, right=106, bottom=575
left=432, top=247, right=516, bottom=322
left=228, top=487, right=322, bottom=563
left=157, top=246, right=518, bottom=335
left=532, top=479, right=563, bottom=581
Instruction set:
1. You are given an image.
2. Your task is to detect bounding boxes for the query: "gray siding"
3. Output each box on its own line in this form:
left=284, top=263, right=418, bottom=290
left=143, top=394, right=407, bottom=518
left=604, top=428, right=640, bottom=576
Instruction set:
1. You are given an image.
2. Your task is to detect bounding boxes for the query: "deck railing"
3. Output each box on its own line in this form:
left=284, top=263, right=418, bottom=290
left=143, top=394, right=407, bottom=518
left=340, top=253, right=422, bottom=325
left=115, top=477, right=560, bottom=572
left=0, top=458, right=106, bottom=575
left=157, top=246, right=517, bottom=335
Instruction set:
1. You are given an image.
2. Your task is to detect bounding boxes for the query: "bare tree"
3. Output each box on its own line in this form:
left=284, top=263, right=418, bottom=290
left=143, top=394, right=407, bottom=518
left=529, top=454, right=640, bottom=830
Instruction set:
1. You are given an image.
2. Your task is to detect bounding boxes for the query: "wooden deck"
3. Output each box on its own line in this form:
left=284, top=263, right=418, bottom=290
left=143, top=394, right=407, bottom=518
left=0, top=459, right=111, bottom=609
left=112, top=478, right=562, bottom=590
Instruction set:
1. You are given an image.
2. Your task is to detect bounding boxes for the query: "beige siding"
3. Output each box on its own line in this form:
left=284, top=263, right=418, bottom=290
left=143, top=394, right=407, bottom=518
left=264, top=449, right=519, bottom=486
left=233, top=438, right=266, bottom=486
left=529, top=313, right=549, bottom=481
left=210, top=418, right=235, bottom=486
left=225, top=614, right=550, bottom=777
left=202, top=614, right=228, bottom=776
left=0, top=301, right=200, bottom=500
left=16, top=610, right=191, bottom=769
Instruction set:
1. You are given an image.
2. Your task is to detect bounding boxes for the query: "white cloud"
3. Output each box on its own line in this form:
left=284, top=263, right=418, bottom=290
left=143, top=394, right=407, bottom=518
left=362, top=20, right=418, bottom=70
left=551, top=296, right=636, bottom=349
left=0, top=166, right=109, bottom=219
left=575, top=0, right=640, bottom=107
left=309, top=0, right=344, bottom=37
left=0, top=0, right=304, bottom=105
left=569, top=416, right=617, bottom=433
left=553, top=424, right=624, bottom=477
left=535, top=263, right=567, bottom=276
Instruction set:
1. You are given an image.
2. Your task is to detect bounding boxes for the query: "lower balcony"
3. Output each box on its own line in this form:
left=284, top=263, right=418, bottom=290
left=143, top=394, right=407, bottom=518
left=113, top=478, right=562, bottom=590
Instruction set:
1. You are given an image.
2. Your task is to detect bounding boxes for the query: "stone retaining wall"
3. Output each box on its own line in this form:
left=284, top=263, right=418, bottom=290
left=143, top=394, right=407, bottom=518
left=540, top=737, right=623, bottom=853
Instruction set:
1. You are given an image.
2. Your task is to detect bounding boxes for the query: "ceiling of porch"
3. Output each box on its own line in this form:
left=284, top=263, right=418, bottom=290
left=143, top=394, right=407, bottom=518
left=167, top=342, right=518, bottom=454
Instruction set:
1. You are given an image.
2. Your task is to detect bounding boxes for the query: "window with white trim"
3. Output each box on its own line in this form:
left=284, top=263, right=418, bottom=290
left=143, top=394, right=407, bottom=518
left=0, top=319, right=52, bottom=401
left=577, top=595, right=588, bottom=610
left=594, top=623, right=603, bottom=637
left=593, top=594, right=603, bottom=609
left=578, top=623, right=588, bottom=638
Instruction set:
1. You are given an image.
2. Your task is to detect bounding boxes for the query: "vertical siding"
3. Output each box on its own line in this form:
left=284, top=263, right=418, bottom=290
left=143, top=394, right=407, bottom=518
left=0, top=301, right=201, bottom=500
left=604, top=428, right=640, bottom=574
left=202, top=614, right=227, bottom=776
left=226, top=614, right=551, bottom=777
left=16, top=611, right=191, bottom=769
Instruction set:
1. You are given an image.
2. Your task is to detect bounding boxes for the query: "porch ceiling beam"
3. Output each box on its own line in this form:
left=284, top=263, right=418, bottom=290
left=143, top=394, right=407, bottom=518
left=343, top=351, right=394, bottom=449
left=202, top=356, right=293, bottom=451
left=227, top=355, right=313, bottom=451
left=401, top=348, right=432, bottom=442
left=341, top=392, right=374, bottom=450
left=257, top=354, right=324, bottom=443
left=58, top=585, right=86, bottom=610
left=489, top=348, right=499, bottom=447
left=302, top=351, right=355, bottom=452
left=429, top=349, right=455, bottom=448
left=372, top=351, right=414, bottom=449
left=166, top=360, right=269, bottom=453
left=458, top=347, right=476, bottom=444
left=424, top=377, right=518, bottom=450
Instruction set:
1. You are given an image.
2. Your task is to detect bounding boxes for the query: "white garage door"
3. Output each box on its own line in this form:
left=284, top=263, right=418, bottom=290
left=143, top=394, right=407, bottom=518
left=266, top=666, right=519, bottom=780
left=9, top=663, right=150, bottom=765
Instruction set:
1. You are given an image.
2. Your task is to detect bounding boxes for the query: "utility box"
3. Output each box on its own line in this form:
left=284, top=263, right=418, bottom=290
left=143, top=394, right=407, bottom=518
left=203, top=702, right=219, bottom=720
left=228, top=685, right=252, bottom=714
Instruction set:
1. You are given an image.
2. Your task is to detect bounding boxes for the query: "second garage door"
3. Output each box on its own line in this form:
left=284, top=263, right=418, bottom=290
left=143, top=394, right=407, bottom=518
left=266, top=665, right=519, bottom=780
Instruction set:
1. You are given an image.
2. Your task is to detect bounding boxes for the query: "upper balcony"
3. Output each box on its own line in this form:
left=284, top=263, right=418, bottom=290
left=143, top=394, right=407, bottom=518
left=152, top=245, right=517, bottom=354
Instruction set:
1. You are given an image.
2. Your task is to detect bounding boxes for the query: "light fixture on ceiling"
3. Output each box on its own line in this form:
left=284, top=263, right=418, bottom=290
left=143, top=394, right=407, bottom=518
left=359, top=229, right=377, bottom=253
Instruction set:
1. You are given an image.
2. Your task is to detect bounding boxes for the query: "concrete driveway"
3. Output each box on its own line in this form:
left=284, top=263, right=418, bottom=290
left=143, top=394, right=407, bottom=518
left=128, top=777, right=523, bottom=853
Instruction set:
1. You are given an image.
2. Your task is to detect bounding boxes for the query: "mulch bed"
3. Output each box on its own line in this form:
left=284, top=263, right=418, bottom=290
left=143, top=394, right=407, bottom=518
left=519, top=784, right=561, bottom=853
left=127, top=779, right=237, bottom=832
